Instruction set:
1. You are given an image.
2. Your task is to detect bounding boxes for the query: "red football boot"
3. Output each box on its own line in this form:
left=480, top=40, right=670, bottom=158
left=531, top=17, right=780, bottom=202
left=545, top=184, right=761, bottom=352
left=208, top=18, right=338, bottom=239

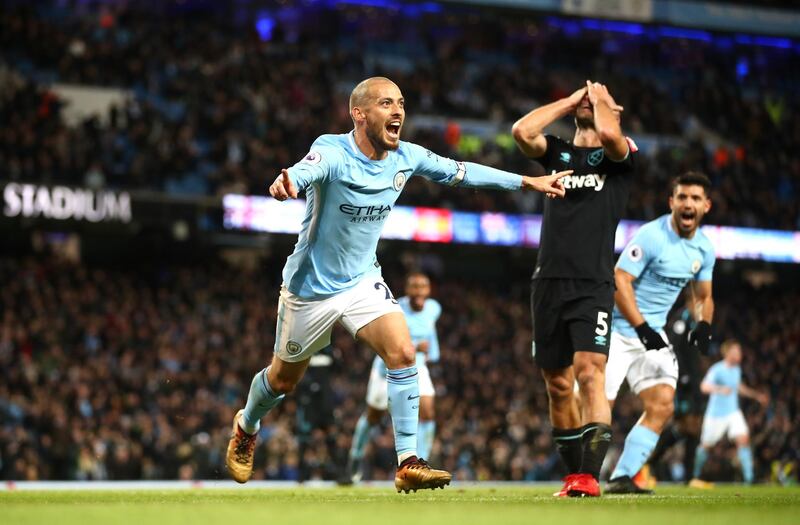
left=566, top=473, right=601, bottom=497
left=553, top=474, right=580, bottom=497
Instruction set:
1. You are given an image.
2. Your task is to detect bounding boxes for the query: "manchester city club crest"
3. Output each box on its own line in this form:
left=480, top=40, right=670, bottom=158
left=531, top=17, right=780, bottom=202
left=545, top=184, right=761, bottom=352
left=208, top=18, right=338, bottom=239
left=393, top=171, right=406, bottom=191
left=691, top=260, right=702, bottom=274
left=588, top=148, right=604, bottom=166
left=286, top=340, right=302, bottom=355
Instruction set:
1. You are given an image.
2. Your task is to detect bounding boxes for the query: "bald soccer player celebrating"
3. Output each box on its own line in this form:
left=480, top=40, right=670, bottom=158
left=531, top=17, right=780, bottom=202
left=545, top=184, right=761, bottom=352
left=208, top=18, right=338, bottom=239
left=225, top=77, right=570, bottom=493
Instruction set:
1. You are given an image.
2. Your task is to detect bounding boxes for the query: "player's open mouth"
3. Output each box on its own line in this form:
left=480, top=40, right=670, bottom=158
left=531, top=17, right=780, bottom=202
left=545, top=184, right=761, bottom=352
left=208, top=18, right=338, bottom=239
left=679, top=211, right=696, bottom=227
left=386, top=121, right=401, bottom=139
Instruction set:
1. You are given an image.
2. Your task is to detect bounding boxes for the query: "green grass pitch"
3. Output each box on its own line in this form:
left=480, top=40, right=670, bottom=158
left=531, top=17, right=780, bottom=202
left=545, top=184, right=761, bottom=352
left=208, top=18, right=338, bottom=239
left=2, top=485, right=799, bottom=525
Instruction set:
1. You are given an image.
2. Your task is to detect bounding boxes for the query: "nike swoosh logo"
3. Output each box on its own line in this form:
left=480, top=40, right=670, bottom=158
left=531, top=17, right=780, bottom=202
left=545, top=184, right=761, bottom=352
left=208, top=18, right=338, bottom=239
left=407, top=394, right=420, bottom=401
left=345, top=183, right=387, bottom=194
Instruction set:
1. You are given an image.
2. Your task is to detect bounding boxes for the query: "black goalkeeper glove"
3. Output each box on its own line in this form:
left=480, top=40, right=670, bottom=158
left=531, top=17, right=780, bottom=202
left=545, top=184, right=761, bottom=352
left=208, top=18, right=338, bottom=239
left=635, top=322, right=669, bottom=351
left=688, top=321, right=712, bottom=355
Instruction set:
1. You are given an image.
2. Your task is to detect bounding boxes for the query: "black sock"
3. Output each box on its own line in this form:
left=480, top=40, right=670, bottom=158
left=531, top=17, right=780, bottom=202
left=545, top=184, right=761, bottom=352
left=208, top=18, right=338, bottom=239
left=683, top=434, right=700, bottom=482
left=649, top=424, right=681, bottom=466
left=552, top=427, right=583, bottom=474
left=579, top=423, right=612, bottom=480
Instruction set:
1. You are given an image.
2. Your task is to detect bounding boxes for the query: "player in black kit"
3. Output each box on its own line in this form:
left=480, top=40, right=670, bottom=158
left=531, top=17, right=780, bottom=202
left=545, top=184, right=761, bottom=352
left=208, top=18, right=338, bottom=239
left=644, top=299, right=708, bottom=484
left=512, top=81, right=637, bottom=497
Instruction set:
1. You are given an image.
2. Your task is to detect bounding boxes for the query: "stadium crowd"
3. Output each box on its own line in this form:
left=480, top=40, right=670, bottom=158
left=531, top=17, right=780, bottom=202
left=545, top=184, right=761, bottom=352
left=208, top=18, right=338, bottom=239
left=1, top=254, right=797, bottom=483
left=1, top=2, right=799, bottom=229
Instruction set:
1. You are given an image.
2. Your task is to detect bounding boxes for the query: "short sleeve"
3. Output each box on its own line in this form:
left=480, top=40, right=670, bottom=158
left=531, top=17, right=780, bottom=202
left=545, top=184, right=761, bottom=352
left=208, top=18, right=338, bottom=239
left=616, top=224, right=662, bottom=279
left=695, top=243, right=716, bottom=282
left=536, top=135, right=566, bottom=171
left=702, top=364, right=719, bottom=385
left=429, top=299, right=442, bottom=322
left=606, top=136, right=639, bottom=168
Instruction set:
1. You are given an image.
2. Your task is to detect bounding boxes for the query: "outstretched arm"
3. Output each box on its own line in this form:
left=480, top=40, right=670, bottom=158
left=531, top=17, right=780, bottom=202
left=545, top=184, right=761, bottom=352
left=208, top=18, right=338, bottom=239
left=410, top=143, right=570, bottom=197
left=511, top=87, right=586, bottom=158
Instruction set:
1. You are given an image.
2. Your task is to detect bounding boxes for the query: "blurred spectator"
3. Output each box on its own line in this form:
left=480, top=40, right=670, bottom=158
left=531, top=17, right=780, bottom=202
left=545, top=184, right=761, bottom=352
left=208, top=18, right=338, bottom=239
left=0, top=254, right=796, bottom=483
left=0, top=2, right=798, bottom=229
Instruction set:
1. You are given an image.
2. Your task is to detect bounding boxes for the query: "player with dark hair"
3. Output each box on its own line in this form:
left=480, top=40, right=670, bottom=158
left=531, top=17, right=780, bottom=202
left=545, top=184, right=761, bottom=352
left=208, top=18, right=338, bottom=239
left=605, top=172, right=716, bottom=494
left=513, top=81, right=636, bottom=497
left=226, top=77, right=570, bottom=493
left=345, top=272, right=442, bottom=483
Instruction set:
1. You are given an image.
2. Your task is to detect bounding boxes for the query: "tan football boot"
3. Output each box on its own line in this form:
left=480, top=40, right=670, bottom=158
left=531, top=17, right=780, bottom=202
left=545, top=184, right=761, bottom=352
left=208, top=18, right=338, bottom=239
left=688, top=478, right=715, bottom=490
left=225, top=409, right=257, bottom=483
left=395, top=457, right=452, bottom=493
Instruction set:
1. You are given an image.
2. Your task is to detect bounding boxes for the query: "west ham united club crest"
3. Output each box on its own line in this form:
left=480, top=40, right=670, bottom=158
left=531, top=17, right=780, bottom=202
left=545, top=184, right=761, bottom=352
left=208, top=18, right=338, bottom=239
left=588, top=148, right=604, bottom=167
left=393, top=171, right=406, bottom=191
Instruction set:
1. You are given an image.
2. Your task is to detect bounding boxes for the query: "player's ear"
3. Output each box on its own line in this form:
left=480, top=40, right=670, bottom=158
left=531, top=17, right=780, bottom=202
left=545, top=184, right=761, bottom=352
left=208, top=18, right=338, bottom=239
left=351, top=106, right=365, bottom=124
left=704, top=196, right=712, bottom=213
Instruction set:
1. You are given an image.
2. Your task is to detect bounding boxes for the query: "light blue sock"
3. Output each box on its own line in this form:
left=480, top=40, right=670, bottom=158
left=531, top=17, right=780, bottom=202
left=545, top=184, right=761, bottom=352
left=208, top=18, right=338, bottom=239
left=417, top=420, right=436, bottom=460
left=610, top=424, right=660, bottom=479
left=738, top=446, right=754, bottom=484
left=240, top=367, right=284, bottom=434
left=694, top=447, right=708, bottom=479
left=386, top=366, right=419, bottom=463
left=349, top=414, right=373, bottom=460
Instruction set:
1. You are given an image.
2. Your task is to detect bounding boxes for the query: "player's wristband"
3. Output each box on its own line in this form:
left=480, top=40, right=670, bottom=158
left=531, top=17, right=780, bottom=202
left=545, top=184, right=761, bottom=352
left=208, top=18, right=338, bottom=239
left=635, top=323, right=669, bottom=351
left=689, top=321, right=712, bottom=354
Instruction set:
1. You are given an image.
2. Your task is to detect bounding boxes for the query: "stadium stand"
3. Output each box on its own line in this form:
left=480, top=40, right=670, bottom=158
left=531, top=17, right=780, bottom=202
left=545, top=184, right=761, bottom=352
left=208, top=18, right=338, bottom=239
left=1, top=0, right=798, bottom=485
left=1, top=253, right=797, bottom=482
left=1, top=2, right=798, bottom=228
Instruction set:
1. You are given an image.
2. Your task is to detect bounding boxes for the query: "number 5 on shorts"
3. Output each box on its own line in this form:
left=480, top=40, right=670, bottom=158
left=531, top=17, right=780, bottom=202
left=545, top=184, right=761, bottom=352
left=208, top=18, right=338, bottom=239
left=595, top=312, right=609, bottom=336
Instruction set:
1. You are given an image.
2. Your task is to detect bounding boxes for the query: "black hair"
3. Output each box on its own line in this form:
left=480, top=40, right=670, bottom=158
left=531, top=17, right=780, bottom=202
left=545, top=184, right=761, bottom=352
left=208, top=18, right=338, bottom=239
left=671, top=171, right=711, bottom=195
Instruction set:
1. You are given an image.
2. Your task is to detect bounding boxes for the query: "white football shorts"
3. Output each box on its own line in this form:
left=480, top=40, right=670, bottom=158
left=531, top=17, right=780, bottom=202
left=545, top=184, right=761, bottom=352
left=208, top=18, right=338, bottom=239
left=274, top=276, right=402, bottom=363
left=700, top=410, right=748, bottom=446
left=605, top=330, right=678, bottom=400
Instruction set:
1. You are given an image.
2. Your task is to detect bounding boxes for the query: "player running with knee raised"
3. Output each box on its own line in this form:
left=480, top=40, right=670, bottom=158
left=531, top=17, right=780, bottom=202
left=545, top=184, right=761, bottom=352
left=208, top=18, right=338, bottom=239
left=690, top=339, right=768, bottom=487
left=226, top=77, right=570, bottom=493
left=346, top=272, right=441, bottom=483
left=605, top=172, right=716, bottom=494
left=513, top=81, right=635, bottom=497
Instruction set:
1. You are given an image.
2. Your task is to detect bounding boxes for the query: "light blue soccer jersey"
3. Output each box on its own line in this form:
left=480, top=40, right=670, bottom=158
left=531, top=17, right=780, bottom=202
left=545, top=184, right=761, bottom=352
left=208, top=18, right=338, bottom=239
left=612, top=214, right=715, bottom=337
left=283, top=132, right=522, bottom=299
left=400, top=296, right=442, bottom=364
left=703, top=361, right=741, bottom=418
left=373, top=296, right=442, bottom=373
